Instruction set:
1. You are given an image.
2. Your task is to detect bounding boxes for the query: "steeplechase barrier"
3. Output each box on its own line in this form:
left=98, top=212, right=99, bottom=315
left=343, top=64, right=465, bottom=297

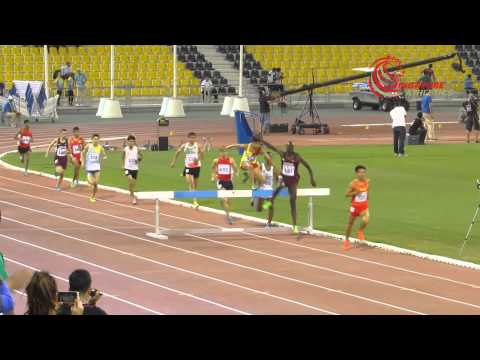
left=136, top=188, right=330, bottom=240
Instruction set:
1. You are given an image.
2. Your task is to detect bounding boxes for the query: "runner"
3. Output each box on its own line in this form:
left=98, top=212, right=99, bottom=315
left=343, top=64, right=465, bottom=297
left=255, top=153, right=280, bottom=228
left=225, top=135, right=269, bottom=189
left=211, top=147, right=238, bottom=224
left=170, top=132, right=205, bottom=209
left=343, top=165, right=370, bottom=251
left=122, top=134, right=143, bottom=205
left=261, top=140, right=317, bottom=234
left=68, top=126, right=86, bottom=188
left=45, top=129, right=70, bottom=191
left=14, top=119, right=33, bottom=176
left=81, top=134, right=107, bottom=203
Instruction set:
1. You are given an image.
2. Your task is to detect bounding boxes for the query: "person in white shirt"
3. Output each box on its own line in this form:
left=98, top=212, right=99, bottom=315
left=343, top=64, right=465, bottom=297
left=389, top=98, right=408, bottom=157
left=122, top=134, right=143, bottom=205
left=200, top=77, right=213, bottom=103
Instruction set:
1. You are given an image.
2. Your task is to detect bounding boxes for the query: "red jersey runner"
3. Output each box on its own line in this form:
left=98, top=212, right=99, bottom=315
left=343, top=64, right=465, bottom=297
left=18, top=129, right=32, bottom=149
left=216, top=157, right=233, bottom=181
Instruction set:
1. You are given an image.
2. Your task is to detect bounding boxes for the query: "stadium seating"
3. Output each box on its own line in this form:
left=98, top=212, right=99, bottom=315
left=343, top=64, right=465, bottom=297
left=245, top=45, right=465, bottom=94
left=0, top=45, right=201, bottom=97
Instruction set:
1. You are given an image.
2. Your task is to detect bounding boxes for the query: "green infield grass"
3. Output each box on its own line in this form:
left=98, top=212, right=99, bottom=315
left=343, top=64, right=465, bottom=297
left=3, top=143, right=480, bottom=263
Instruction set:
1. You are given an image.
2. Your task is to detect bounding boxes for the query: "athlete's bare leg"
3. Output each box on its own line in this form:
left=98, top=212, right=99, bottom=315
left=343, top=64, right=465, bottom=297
left=128, top=175, right=137, bottom=204
left=23, top=152, right=30, bottom=174
left=72, top=158, right=81, bottom=184
left=344, top=215, right=357, bottom=247
left=55, top=166, right=64, bottom=189
left=185, top=174, right=198, bottom=206
left=288, top=184, right=298, bottom=231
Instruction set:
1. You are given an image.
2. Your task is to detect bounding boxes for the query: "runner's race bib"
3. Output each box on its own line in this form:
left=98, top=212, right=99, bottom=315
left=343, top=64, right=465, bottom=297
left=57, top=147, right=67, bottom=157
left=88, top=152, right=100, bottom=162
left=186, top=153, right=198, bottom=164
left=128, top=158, right=138, bottom=165
left=21, top=136, right=30, bottom=144
left=218, top=164, right=231, bottom=175
left=72, top=144, right=82, bottom=154
left=282, top=162, right=295, bottom=176
left=354, top=192, right=368, bottom=202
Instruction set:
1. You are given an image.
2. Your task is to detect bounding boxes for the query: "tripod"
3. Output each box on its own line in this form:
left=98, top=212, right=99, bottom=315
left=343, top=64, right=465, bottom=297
left=296, top=70, right=322, bottom=126
left=460, top=185, right=480, bottom=256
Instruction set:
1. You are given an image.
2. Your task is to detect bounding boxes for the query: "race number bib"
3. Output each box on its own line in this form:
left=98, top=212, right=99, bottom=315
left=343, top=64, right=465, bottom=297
left=218, top=164, right=231, bottom=175
left=186, top=153, right=197, bottom=164
left=72, top=144, right=82, bottom=154
left=128, top=158, right=138, bottom=166
left=247, top=155, right=256, bottom=162
left=56, top=147, right=67, bottom=157
left=282, top=162, right=295, bottom=177
left=354, top=192, right=368, bottom=202
left=21, top=136, right=31, bottom=144
left=88, top=152, right=100, bottom=162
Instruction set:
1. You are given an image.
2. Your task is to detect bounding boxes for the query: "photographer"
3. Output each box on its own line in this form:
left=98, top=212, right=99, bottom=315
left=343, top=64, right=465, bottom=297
left=408, top=112, right=427, bottom=145
left=57, top=269, right=107, bottom=315
left=25, top=271, right=84, bottom=315
left=463, top=90, right=480, bottom=144
left=258, top=87, right=272, bottom=135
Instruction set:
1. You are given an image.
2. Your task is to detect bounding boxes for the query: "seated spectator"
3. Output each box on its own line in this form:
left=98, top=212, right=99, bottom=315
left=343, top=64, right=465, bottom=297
left=1, top=96, right=21, bottom=128
left=57, top=269, right=107, bottom=315
left=465, top=74, right=475, bottom=94
left=408, top=112, right=427, bottom=144
left=25, top=271, right=83, bottom=315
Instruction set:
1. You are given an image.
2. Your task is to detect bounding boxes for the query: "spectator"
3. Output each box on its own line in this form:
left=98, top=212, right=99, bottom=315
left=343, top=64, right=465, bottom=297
left=56, top=77, right=64, bottom=106
left=200, top=76, right=213, bottom=103
left=408, top=112, right=427, bottom=144
left=0, top=82, right=5, bottom=96
left=74, top=69, right=87, bottom=106
left=259, top=87, right=272, bottom=135
left=421, top=90, right=436, bottom=141
left=267, top=69, right=275, bottom=84
left=465, top=74, right=475, bottom=94
left=60, top=62, right=73, bottom=80
left=57, top=269, right=107, bottom=315
left=25, top=271, right=83, bottom=315
left=1, top=96, right=21, bottom=128
left=390, top=98, right=408, bottom=157
left=463, top=90, right=480, bottom=143
left=66, top=76, right=75, bottom=106
left=0, top=266, right=33, bottom=315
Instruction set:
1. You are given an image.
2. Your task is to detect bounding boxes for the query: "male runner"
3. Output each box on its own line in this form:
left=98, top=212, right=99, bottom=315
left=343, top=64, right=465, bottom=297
left=68, top=126, right=85, bottom=187
left=212, top=148, right=238, bottom=224
left=122, top=134, right=143, bottom=205
left=14, top=119, right=33, bottom=175
left=343, top=165, right=370, bottom=251
left=45, top=129, right=70, bottom=191
left=170, top=132, right=205, bottom=209
left=255, top=153, right=280, bottom=228
left=261, top=140, right=316, bottom=234
left=81, top=134, right=107, bottom=203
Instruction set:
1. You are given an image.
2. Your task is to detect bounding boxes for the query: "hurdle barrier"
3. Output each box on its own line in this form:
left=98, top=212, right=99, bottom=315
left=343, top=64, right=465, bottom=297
left=136, top=188, right=330, bottom=240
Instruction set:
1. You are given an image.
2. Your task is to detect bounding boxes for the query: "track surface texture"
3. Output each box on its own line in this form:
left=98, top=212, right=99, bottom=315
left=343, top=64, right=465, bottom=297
left=1, top=107, right=479, bottom=315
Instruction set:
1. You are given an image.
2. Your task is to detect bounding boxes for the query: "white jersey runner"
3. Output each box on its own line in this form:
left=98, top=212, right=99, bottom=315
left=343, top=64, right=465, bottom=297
left=85, top=145, right=102, bottom=172
left=260, top=163, right=274, bottom=190
left=184, top=143, right=201, bottom=168
left=124, top=146, right=139, bottom=171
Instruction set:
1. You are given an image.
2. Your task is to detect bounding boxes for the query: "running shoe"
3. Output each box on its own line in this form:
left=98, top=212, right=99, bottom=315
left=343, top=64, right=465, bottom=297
left=356, top=230, right=365, bottom=240
left=23, top=171, right=28, bottom=176
left=293, top=225, right=299, bottom=234
left=55, top=187, right=61, bottom=191
left=89, top=197, right=96, bottom=203
left=262, top=200, right=272, bottom=210
left=227, top=216, right=234, bottom=225
left=132, top=196, right=137, bottom=205
left=193, top=201, right=200, bottom=209
left=343, top=240, right=351, bottom=250
left=70, top=182, right=77, bottom=189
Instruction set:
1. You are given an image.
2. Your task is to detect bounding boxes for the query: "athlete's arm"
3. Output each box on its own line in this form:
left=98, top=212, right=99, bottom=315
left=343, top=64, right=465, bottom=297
left=170, top=144, right=185, bottom=167
left=211, top=158, right=218, bottom=181
left=273, top=166, right=281, bottom=186
left=299, top=155, right=316, bottom=187
left=80, top=144, right=88, bottom=167
left=121, top=149, right=126, bottom=169
left=345, top=182, right=359, bottom=198
left=260, top=139, right=283, bottom=156
left=138, top=148, right=143, bottom=162
left=101, top=146, right=107, bottom=160
left=45, top=139, right=57, bottom=158
left=224, top=144, right=246, bottom=150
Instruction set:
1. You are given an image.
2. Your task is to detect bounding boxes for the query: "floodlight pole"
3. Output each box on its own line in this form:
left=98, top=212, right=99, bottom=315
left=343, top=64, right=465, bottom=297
left=173, top=45, right=177, bottom=98
left=239, top=45, right=243, bottom=97
left=43, top=45, right=49, bottom=98
left=110, top=45, right=115, bottom=100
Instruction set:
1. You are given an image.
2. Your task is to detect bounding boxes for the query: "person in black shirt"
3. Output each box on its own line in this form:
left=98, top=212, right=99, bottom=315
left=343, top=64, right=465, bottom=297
left=464, top=90, right=480, bottom=143
left=57, top=269, right=107, bottom=315
left=258, top=87, right=272, bottom=135
left=408, top=112, right=427, bottom=144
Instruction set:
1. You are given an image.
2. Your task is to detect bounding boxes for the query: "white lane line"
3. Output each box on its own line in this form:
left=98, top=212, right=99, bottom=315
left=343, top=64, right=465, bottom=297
left=188, top=234, right=480, bottom=311
left=3, top=257, right=163, bottom=315
left=0, top=185, right=466, bottom=311
left=0, top=194, right=421, bottom=314
left=341, top=121, right=457, bottom=127
left=0, top=230, right=249, bottom=315
left=1, top=212, right=332, bottom=315
left=0, top=176, right=478, bottom=290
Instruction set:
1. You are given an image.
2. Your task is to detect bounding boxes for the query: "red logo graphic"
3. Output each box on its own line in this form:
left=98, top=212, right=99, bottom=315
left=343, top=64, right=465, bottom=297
left=368, top=55, right=404, bottom=97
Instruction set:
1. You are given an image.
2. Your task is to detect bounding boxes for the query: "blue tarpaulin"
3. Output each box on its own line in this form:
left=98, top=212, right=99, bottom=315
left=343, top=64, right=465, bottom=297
left=234, top=111, right=253, bottom=155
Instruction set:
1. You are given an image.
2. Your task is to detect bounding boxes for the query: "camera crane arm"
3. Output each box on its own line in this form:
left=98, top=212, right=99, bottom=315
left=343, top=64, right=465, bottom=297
left=279, top=52, right=464, bottom=97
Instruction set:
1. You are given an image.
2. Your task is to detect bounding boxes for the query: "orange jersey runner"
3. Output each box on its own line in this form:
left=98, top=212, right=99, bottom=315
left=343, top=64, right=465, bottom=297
left=349, top=178, right=369, bottom=217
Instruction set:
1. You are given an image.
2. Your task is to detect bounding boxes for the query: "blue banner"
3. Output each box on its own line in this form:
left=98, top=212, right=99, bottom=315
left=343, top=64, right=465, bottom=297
left=234, top=111, right=253, bottom=156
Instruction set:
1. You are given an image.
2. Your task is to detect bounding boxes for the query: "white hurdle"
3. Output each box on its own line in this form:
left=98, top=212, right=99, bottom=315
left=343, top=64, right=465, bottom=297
left=136, top=188, right=330, bottom=240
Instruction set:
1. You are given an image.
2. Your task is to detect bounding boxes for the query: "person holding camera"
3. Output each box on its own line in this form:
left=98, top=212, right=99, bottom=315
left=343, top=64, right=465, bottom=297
left=408, top=112, right=427, bottom=145
left=258, top=87, right=272, bottom=135
left=57, top=269, right=107, bottom=315
left=463, top=90, right=480, bottom=144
